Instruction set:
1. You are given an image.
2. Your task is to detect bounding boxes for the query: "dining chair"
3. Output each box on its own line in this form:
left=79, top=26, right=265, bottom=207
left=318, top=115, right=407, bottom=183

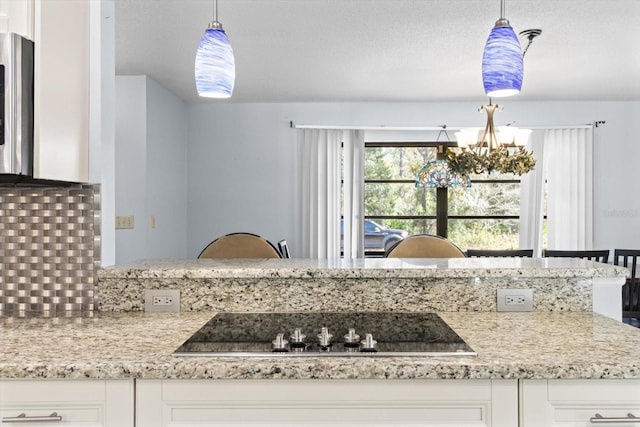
left=613, top=249, right=640, bottom=322
left=466, top=249, right=534, bottom=257
left=384, top=234, right=466, bottom=258
left=542, top=249, right=610, bottom=263
left=198, top=232, right=282, bottom=259
left=277, top=240, right=291, bottom=258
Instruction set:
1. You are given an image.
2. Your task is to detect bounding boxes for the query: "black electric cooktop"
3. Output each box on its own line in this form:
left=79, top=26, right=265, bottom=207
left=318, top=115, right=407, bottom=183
left=173, top=312, right=476, bottom=357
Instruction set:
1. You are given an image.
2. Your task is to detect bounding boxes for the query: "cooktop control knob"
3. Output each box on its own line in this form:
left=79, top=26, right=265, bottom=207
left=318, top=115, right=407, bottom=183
left=272, top=333, right=289, bottom=352
left=344, top=328, right=360, bottom=351
left=360, top=333, right=378, bottom=353
left=318, top=327, right=333, bottom=351
left=289, top=328, right=306, bottom=351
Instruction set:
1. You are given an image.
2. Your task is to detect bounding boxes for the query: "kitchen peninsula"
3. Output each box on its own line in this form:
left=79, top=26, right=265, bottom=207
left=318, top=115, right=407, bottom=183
left=2, top=258, right=638, bottom=427
left=97, top=257, right=626, bottom=320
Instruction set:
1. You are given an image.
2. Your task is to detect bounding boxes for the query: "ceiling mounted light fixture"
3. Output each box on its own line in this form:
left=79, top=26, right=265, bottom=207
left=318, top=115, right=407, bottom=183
left=445, top=102, right=536, bottom=176
left=195, top=0, right=235, bottom=98
left=481, top=0, right=523, bottom=98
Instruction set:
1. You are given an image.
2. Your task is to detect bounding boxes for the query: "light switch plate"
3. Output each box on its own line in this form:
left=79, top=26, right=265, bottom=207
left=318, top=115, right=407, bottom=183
left=115, top=215, right=134, bottom=229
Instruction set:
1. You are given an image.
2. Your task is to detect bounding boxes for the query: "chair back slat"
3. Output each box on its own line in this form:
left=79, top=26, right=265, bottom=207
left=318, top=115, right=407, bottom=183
left=277, top=240, right=291, bottom=258
left=623, top=278, right=640, bottom=318
left=542, top=249, right=609, bottom=263
left=614, top=249, right=640, bottom=280
left=614, top=249, right=640, bottom=320
left=466, top=249, right=533, bottom=257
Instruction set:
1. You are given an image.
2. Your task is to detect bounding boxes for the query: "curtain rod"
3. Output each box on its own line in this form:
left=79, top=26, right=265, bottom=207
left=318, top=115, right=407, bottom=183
left=290, top=121, right=600, bottom=130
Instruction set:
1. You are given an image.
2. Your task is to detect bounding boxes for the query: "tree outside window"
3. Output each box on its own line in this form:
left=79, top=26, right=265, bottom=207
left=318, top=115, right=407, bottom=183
left=359, top=141, right=521, bottom=256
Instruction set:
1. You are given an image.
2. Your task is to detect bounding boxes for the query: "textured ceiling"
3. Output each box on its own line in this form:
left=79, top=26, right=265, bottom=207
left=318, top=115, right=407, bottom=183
left=114, top=0, right=640, bottom=103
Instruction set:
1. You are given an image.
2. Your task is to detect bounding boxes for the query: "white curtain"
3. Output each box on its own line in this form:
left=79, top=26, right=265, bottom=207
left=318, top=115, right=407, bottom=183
left=545, top=127, right=594, bottom=250
left=297, top=129, right=365, bottom=259
left=520, top=127, right=594, bottom=253
left=519, top=131, right=546, bottom=256
left=342, top=130, right=365, bottom=259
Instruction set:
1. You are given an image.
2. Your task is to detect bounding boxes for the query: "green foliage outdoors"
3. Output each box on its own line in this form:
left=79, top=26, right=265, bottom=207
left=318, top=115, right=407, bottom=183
left=362, top=146, right=522, bottom=251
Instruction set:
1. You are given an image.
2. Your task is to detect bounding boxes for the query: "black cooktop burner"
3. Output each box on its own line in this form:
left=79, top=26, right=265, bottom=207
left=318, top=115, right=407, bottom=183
left=173, top=312, right=476, bottom=357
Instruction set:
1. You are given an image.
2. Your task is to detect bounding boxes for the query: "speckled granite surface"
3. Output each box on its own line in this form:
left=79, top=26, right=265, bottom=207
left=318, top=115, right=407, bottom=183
left=98, top=258, right=628, bottom=279
left=2, top=311, right=640, bottom=380
left=97, top=258, right=626, bottom=312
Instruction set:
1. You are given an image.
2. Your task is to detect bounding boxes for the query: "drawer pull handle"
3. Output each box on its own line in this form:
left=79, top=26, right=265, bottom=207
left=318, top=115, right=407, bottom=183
left=2, top=412, right=62, bottom=423
left=591, top=413, right=639, bottom=423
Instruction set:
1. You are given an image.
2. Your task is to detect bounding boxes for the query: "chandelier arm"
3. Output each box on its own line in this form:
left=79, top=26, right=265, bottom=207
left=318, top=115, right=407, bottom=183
left=487, top=106, right=496, bottom=150
left=478, top=105, right=490, bottom=150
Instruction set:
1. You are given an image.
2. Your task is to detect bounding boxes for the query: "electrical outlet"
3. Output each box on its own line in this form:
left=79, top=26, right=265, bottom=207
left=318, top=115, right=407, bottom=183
left=145, top=289, right=180, bottom=312
left=497, top=288, right=533, bottom=312
left=505, top=295, right=527, bottom=305
left=153, top=296, right=173, bottom=306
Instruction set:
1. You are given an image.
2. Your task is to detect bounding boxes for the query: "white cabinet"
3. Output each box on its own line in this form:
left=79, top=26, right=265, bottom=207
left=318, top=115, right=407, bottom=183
left=520, top=379, right=640, bottom=426
left=33, top=0, right=90, bottom=183
left=0, top=379, right=134, bottom=426
left=5, top=377, right=640, bottom=426
left=0, top=0, right=91, bottom=183
left=136, top=379, right=518, bottom=427
left=0, top=1, right=34, bottom=38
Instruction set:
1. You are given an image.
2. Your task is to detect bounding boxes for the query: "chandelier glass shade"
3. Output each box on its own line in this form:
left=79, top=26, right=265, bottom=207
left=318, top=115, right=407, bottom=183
left=445, top=103, right=535, bottom=176
left=415, top=160, right=472, bottom=189
left=195, top=2, right=235, bottom=98
left=481, top=2, right=524, bottom=97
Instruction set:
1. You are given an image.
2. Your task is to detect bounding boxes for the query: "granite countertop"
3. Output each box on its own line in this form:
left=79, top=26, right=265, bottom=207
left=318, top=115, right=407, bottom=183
left=98, top=258, right=629, bottom=280
left=2, top=311, right=640, bottom=380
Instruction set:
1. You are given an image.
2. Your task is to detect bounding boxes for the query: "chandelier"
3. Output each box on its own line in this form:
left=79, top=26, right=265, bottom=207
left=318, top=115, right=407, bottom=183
left=445, top=102, right=536, bottom=176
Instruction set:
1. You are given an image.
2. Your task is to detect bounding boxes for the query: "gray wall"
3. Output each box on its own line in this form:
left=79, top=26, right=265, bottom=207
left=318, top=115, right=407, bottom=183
left=186, top=101, right=640, bottom=258
left=114, top=78, right=640, bottom=260
left=114, top=76, right=188, bottom=264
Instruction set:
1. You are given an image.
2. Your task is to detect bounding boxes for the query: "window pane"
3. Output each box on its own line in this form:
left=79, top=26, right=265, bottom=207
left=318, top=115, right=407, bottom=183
left=365, top=183, right=437, bottom=216
left=356, top=141, right=526, bottom=257
left=365, top=146, right=437, bottom=180
left=371, top=218, right=437, bottom=237
left=449, top=182, right=520, bottom=216
left=448, top=219, right=520, bottom=250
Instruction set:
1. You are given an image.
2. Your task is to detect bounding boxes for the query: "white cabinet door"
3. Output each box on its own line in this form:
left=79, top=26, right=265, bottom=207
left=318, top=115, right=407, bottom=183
left=0, top=379, right=133, bottom=427
left=137, top=379, right=518, bottom=427
left=33, top=0, right=90, bottom=183
left=0, top=0, right=34, bottom=38
left=521, top=379, right=640, bottom=426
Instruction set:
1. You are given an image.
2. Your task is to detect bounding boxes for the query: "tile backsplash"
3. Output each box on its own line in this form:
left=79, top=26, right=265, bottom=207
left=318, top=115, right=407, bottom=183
left=0, top=185, right=100, bottom=312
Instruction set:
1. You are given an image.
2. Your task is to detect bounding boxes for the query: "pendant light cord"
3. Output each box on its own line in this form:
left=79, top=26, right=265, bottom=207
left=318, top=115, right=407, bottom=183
left=213, top=0, right=218, bottom=22
left=500, top=0, right=505, bottom=20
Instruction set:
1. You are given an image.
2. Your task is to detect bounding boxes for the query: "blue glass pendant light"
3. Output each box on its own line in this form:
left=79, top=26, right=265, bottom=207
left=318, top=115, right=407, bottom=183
left=195, top=0, right=235, bottom=98
left=481, top=0, right=523, bottom=97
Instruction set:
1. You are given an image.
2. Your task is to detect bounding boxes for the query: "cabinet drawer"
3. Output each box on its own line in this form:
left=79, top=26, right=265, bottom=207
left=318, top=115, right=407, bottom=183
left=521, top=379, right=640, bottom=426
left=137, top=379, right=518, bottom=427
left=0, top=379, right=134, bottom=427
left=1, top=406, right=102, bottom=425
left=0, top=379, right=107, bottom=403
